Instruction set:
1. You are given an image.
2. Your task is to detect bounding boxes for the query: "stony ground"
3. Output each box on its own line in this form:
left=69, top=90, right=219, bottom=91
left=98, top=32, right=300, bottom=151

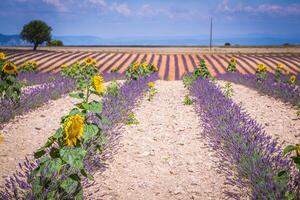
left=218, top=81, right=300, bottom=146
left=85, top=81, right=227, bottom=200
left=0, top=80, right=299, bottom=199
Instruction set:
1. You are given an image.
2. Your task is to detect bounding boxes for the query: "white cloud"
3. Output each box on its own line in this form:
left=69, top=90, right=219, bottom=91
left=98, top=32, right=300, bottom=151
left=43, top=0, right=68, bottom=12
left=218, top=0, right=300, bottom=16
left=87, top=0, right=131, bottom=16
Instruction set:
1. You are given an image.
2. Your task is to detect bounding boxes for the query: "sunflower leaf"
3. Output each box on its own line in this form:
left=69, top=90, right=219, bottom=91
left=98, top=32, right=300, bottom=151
left=83, top=124, right=99, bottom=143
left=60, top=147, right=86, bottom=170
left=82, top=101, right=102, bottom=113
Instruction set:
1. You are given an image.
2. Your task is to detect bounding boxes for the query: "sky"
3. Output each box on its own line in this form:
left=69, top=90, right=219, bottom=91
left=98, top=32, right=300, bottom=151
left=0, top=0, right=300, bottom=39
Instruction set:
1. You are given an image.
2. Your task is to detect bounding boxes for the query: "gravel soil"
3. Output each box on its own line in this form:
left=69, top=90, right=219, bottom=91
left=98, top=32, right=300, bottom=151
left=0, top=80, right=298, bottom=199
left=0, top=95, right=77, bottom=185
left=85, top=81, right=227, bottom=200
left=219, top=81, right=300, bottom=146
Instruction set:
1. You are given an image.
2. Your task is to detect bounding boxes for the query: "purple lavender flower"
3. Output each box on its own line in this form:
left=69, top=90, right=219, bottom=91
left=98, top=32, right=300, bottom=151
left=190, top=78, right=298, bottom=199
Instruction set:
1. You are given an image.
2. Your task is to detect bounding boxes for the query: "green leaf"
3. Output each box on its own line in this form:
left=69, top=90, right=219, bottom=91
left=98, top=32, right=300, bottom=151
left=34, top=136, right=56, bottom=159
left=283, top=145, right=296, bottom=155
left=34, top=149, right=46, bottom=159
left=69, top=92, right=84, bottom=99
left=49, top=147, right=60, bottom=158
left=83, top=124, right=99, bottom=143
left=82, top=101, right=102, bottom=113
left=60, top=147, right=86, bottom=170
left=60, top=177, right=79, bottom=194
left=69, top=108, right=81, bottom=116
left=75, top=190, right=83, bottom=200
left=53, top=128, right=63, bottom=139
left=80, top=169, right=94, bottom=180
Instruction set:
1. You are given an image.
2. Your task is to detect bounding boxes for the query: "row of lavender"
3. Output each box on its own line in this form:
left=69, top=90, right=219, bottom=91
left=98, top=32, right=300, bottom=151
left=0, top=62, right=158, bottom=199
left=190, top=79, right=298, bottom=199
left=1, top=70, right=125, bottom=127
left=217, top=72, right=300, bottom=106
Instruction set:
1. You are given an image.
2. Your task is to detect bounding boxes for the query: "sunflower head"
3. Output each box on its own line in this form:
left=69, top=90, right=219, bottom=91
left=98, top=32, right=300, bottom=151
left=230, top=58, right=236, bottom=64
left=201, top=58, right=206, bottom=63
left=151, top=64, right=158, bottom=72
left=92, top=75, right=105, bottom=94
left=2, top=62, right=17, bottom=75
left=286, top=70, right=290, bottom=75
left=289, top=75, right=296, bottom=84
left=142, top=62, right=148, bottom=69
left=110, top=67, right=118, bottom=73
left=277, top=63, right=283, bottom=70
left=0, top=52, right=6, bottom=61
left=257, top=64, right=266, bottom=73
left=61, top=64, right=68, bottom=69
left=148, top=82, right=155, bottom=88
left=64, top=114, right=85, bottom=146
left=85, top=57, right=96, bottom=65
left=133, top=62, right=140, bottom=70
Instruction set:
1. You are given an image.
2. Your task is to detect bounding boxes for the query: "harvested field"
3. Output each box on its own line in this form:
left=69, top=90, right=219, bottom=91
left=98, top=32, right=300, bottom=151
left=1, top=48, right=299, bottom=80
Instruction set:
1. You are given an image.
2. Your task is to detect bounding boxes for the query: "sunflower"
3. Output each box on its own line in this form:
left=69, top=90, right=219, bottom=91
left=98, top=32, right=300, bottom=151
left=64, top=114, right=85, bottom=146
left=61, top=64, right=68, bottom=69
left=142, top=62, right=148, bottom=70
left=92, top=75, right=105, bottom=93
left=148, top=82, right=155, bottom=88
left=133, top=62, right=140, bottom=71
left=2, top=62, right=17, bottom=74
left=230, top=58, right=237, bottom=64
left=85, top=57, right=96, bottom=65
left=110, top=67, right=118, bottom=73
left=257, top=64, right=267, bottom=73
left=277, top=63, right=283, bottom=70
left=296, top=144, right=300, bottom=156
left=150, top=64, right=158, bottom=72
left=286, top=70, right=290, bottom=75
left=201, top=58, right=206, bottom=63
left=0, top=52, right=6, bottom=61
left=289, top=75, right=296, bottom=84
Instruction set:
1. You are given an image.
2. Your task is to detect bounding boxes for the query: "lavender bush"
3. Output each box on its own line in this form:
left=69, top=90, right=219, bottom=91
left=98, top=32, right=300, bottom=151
left=217, top=72, right=300, bottom=106
left=0, top=78, right=75, bottom=126
left=18, top=72, right=65, bottom=86
left=190, top=78, right=298, bottom=199
left=0, top=73, right=158, bottom=199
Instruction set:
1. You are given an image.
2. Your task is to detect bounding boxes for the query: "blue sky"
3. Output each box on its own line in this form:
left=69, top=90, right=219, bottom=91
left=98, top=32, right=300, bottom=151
left=1, top=0, right=300, bottom=38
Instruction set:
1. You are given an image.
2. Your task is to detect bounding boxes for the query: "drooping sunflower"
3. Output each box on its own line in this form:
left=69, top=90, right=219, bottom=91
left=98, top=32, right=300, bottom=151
left=85, top=57, right=96, bottom=65
left=148, top=82, right=155, bottom=88
left=64, top=114, right=85, bottom=146
left=2, top=62, right=17, bottom=74
left=92, top=75, right=105, bottom=93
left=289, top=75, right=296, bottom=84
left=257, top=64, right=267, bottom=73
left=0, top=52, right=6, bottom=61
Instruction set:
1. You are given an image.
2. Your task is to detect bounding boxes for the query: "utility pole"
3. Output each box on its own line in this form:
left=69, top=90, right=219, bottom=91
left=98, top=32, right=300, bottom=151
left=210, top=17, right=213, bottom=51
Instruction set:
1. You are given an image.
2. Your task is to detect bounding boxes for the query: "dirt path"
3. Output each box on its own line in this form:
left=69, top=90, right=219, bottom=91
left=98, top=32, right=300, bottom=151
left=86, top=81, right=226, bottom=200
left=0, top=95, right=76, bottom=185
left=219, top=81, right=300, bottom=145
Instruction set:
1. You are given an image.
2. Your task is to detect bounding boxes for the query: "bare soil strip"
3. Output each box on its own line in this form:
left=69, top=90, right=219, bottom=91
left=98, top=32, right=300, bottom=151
left=219, top=81, right=300, bottom=145
left=0, top=95, right=77, bottom=185
left=86, top=81, right=226, bottom=200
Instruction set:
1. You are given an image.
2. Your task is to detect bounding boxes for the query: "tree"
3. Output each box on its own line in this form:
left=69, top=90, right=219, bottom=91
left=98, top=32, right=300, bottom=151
left=47, top=40, right=63, bottom=47
left=21, top=20, right=52, bottom=50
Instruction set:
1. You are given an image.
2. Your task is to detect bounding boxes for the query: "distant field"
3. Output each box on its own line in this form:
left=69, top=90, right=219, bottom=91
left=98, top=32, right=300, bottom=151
left=1, top=47, right=300, bottom=80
